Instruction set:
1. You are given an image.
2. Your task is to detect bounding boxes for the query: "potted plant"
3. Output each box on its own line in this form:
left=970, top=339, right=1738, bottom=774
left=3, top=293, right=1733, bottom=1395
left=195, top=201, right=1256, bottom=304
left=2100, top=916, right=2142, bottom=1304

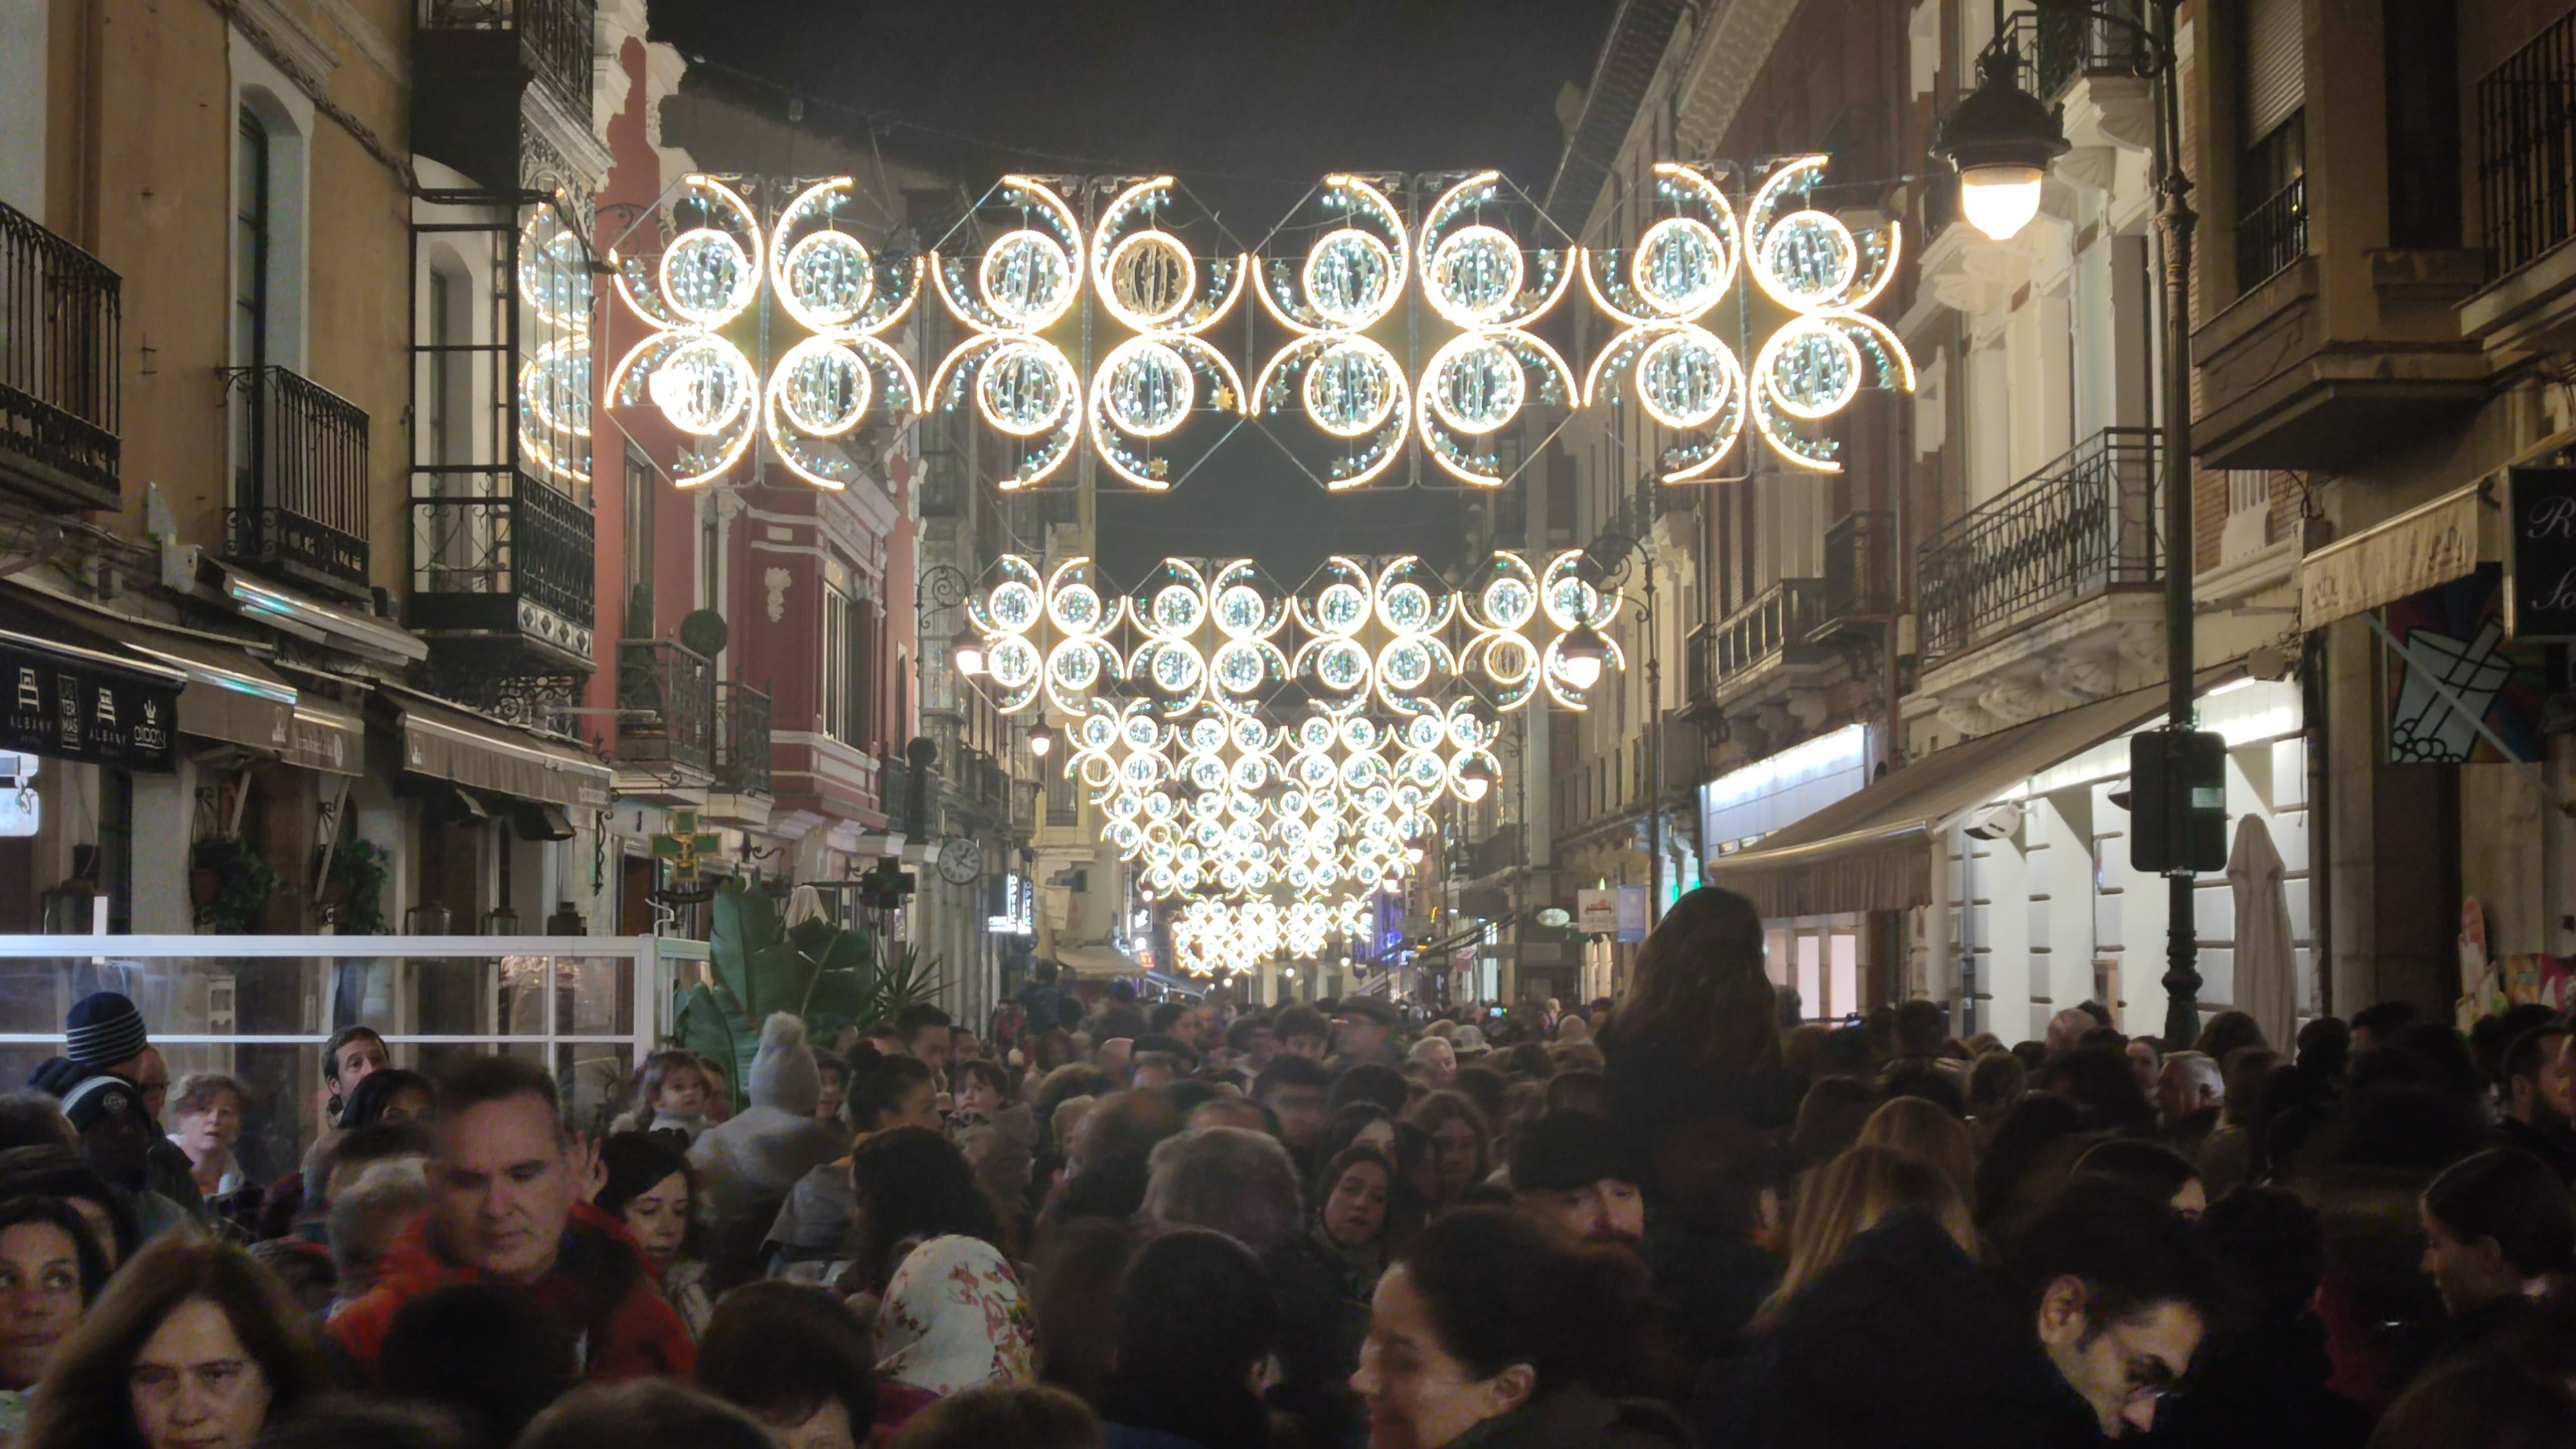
left=191, top=836, right=284, bottom=935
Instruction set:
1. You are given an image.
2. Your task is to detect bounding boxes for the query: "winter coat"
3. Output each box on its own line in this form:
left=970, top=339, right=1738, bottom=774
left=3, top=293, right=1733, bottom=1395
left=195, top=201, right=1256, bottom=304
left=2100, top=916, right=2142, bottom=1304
left=688, top=1103, right=848, bottom=1226
left=329, top=1201, right=694, bottom=1383
left=1447, top=1386, right=1689, bottom=1449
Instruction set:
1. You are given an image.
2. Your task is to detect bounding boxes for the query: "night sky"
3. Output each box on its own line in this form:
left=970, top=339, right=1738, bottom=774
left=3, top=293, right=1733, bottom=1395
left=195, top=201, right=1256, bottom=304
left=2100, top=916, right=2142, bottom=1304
left=648, top=0, right=1623, bottom=583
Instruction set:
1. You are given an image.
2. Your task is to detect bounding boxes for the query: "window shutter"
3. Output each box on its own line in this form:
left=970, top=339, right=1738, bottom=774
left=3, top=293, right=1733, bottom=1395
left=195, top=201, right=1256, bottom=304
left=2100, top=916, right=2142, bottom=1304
left=2243, top=0, right=2304, bottom=143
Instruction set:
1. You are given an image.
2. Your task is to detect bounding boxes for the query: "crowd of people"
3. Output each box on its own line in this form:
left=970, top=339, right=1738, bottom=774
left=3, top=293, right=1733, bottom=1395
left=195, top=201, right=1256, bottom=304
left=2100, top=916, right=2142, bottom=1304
left=0, top=884, right=2570, bottom=1447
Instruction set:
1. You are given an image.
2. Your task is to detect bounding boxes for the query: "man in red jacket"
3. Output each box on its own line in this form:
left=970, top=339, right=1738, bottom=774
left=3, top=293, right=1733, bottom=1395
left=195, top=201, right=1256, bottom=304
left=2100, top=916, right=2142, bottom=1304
left=331, top=1054, right=692, bottom=1382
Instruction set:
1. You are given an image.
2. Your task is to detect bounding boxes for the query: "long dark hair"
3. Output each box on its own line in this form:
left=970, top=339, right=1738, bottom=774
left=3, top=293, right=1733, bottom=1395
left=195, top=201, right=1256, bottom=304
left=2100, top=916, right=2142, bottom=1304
left=849, top=1128, right=1005, bottom=1292
left=844, top=1046, right=938, bottom=1131
left=1390, top=1206, right=1647, bottom=1396
left=595, top=1131, right=706, bottom=1261
left=1595, top=887, right=1779, bottom=1076
left=25, top=1237, right=325, bottom=1449
left=1098, top=1229, right=1274, bottom=1449
left=341, top=1069, right=435, bottom=1131
left=0, top=1195, right=110, bottom=1305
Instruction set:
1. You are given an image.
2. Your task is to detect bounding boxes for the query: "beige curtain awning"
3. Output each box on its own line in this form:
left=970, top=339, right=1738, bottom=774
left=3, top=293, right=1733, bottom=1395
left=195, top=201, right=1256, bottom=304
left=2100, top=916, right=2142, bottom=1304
left=283, top=696, right=364, bottom=776
left=1055, top=943, right=1138, bottom=980
left=1703, top=671, right=2237, bottom=918
left=2297, top=480, right=2498, bottom=630
left=387, top=688, right=612, bottom=810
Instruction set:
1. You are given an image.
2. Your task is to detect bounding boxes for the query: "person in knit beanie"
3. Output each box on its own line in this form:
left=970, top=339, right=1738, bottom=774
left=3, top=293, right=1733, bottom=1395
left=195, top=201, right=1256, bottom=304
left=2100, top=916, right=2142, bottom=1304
left=688, top=1015, right=850, bottom=1242
left=30, top=993, right=206, bottom=1226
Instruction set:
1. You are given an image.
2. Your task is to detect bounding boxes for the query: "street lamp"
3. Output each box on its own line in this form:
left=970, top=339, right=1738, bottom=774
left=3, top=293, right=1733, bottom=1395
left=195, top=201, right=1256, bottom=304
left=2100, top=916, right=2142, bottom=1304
left=952, top=638, right=986, bottom=676
left=1559, top=625, right=1610, bottom=690
left=1936, top=0, right=2206, bottom=1046
left=1027, top=725, right=1054, bottom=760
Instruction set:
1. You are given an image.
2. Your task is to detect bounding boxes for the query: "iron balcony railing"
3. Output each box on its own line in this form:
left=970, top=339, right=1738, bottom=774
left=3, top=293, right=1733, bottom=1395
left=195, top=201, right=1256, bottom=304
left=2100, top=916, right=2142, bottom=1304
left=0, top=201, right=121, bottom=510
left=1687, top=578, right=1828, bottom=701
left=410, top=469, right=596, bottom=643
left=226, top=365, right=370, bottom=596
left=615, top=638, right=713, bottom=774
left=2237, top=175, right=2308, bottom=292
left=712, top=680, right=772, bottom=797
left=419, top=0, right=597, bottom=117
left=1823, top=510, right=1898, bottom=623
left=1916, top=426, right=2162, bottom=662
left=2479, top=9, right=2576, bottom=281
left=1983, top=3, right=2155, bottom=107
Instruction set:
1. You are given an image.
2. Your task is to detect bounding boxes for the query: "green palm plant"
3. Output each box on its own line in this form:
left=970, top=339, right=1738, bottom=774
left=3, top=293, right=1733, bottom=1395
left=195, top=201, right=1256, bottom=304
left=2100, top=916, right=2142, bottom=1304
left=668, top=880, right=946, bottom=1097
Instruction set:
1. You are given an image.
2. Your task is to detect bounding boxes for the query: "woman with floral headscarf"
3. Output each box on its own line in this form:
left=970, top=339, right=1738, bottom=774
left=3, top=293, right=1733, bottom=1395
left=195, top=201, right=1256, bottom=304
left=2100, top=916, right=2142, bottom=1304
left=869, top=1233, right=1037, bottom=1440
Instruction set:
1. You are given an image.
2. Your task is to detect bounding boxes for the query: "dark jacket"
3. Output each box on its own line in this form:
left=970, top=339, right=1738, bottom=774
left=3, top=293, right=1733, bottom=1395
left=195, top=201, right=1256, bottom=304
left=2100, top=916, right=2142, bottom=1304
left=1698, top=1210, right=2102, bottom=1449
left=1640, top=1221, right=1781, bottom=1364
left=2142, top=1313, right=2371, bottom=1449
left=2493, top=1116, right=2576, bottom=1185
left=1599, top=1033, right=1798, bottom=1149
left=1449, top=1386, right=1689, bottom=1449
left=1259, top=1233, right=1370, bottom=1449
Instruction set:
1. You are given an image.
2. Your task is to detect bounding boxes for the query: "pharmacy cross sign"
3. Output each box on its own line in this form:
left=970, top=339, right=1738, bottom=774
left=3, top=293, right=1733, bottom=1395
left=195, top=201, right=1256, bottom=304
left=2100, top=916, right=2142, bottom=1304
left=650, top=810, right=724, bottom=881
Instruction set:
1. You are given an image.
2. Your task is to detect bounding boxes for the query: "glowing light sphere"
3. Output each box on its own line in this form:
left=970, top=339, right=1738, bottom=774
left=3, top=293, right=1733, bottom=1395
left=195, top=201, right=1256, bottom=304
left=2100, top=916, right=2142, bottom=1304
left=771, top=338, right=872, bottom=437
left=1764, top=324, right=1862, bottom=420
left=1632, top=217, right=1729, bottom=317
left=1150, top=642, right=1203, bottom=693
left=986, top=636, right=1041, bottom=688
left=1315, top=583, right=1370, bottom=635
left=1637, top=330, right=1738, bottom=430
left=1304, top=228, right=1398, bottom=327
left=1758, top=211, right=1859, bottom=307
left=1101, top=339, right=1196, bottom=438
left=1429, top=224, right=1525, bottom=325
left=661, top=228, right=758, bottom=324
left=1426, top=335, right=1526, bottom=435
left=1104, top=231, right=1196, bottom=328
left=1216, top=584, right=1268, bottom=635
left=1315, top=639, right=1370, bottom=691
left=1481, top=576, right=1536, bottom=630
left=1380, top=582, right=1434, bottom=631
left=1150, top=583, right=1205, bottom=634
left=1302, top=340, right=1404, bottom=438
left=647, top=337, right=757, bottom=435
left=778, top=230, right=874, bottom=327
left=979, top=229, right=1077, bottom=329
left=1214, top=640, right=1268, bottom=694
left=1048, top=579, right=1104, bottom=634
left=988, top=581, right=1041, bottom=632
left=979, top=342, right=1077, bottom=437
left=1378, top=639, right=1433, bottom=692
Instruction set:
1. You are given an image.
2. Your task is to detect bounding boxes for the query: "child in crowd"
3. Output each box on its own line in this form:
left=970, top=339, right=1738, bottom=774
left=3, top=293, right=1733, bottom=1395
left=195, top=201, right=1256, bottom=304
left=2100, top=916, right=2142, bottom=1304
left=618, top=1051, right=716, bottom=1144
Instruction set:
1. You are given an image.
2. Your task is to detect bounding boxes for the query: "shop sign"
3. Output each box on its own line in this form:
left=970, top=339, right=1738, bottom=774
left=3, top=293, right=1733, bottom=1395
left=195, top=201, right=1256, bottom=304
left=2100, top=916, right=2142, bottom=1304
left=1575, top=889, right=1618, bottom=935
left=1616, top=884, right=1649, bottom=943
left=2509, top=467, right=2576, bottom=640
left=2, top=641, right=178, bottom=771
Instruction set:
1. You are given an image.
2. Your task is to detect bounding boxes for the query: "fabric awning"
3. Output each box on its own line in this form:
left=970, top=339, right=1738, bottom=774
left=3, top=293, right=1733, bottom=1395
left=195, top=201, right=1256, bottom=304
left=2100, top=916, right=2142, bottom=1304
left=1703, top=671, right=2236, bottom=918
left=386, top=687, right=612, bottom=810
left=1054, top=943, right=1138, bottom=980
left=0, top=592, right=186, bottom=771
left=2297, top=479, right=2498, bottom=630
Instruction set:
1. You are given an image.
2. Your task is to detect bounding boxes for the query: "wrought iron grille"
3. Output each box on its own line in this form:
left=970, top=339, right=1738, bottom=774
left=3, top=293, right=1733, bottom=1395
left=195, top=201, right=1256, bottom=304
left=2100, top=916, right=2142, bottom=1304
left=713, top=680, right=772, bottom=797
left=0, top=201, right=121, bottom=507
left=2237, top=176, right=2308, bottom=291
left=1694, top=578, right=1828, bottom=696
left=411, top=471, right=597, bottom=633
left=226, top=365, right=370, bottom=595
left=616, top=638, right=713, bottom=773
left=2479, top=10, right=2576, bottom=280
left=1983, top=2, right=2155, bottom=105
left=1823, top=510, right=1897, bottom=622
left=420, top=0, right=597, bottom=117
left=1915, top=426, right=2162, bottom=662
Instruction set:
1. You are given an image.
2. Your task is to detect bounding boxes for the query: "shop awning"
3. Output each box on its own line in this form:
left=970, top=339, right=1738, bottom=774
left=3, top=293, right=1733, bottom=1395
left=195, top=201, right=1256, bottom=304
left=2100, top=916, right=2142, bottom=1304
left=1703, top=672, right=2235, bottom=918
left=2297, top=479, right=2499, bottom=630
left=0, top=618, right=185, bottom=772
left=219, top=569, right=428, bottom=666
left=1054, top=942, right=1138, bottom=980
left=385, top=687, right=612, bottom=811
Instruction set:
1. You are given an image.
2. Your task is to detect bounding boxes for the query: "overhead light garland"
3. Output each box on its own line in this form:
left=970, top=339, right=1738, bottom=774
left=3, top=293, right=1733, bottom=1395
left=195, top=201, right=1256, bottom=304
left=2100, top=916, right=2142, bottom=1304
left=588, top=159, right=1910, bottom=493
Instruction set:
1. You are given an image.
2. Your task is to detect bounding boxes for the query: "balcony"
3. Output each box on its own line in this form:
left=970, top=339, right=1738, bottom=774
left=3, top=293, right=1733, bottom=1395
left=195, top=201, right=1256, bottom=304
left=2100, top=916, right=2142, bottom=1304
left=1986, top=5, right=2154, bottom=108
left=0, top=203, right=121, bottom=512
left=615, top=639, right=713, bottom=775
left=2463, top=12, right=2576, bottom=355
left=409, top=470, right=596, bottom=673
left=711, top=681, right=772, bottom=797
left=2237, top=176, right=2308, bottom=294
left=413, top=0, right=599, bottom=190
left=1916, top=427, right=2159, bottom=665
left=226, top=366, right=370, bottom=599
left=1684, top=578, right=1837, bottom=736
left=1817, top=510, right=1898, bottom=641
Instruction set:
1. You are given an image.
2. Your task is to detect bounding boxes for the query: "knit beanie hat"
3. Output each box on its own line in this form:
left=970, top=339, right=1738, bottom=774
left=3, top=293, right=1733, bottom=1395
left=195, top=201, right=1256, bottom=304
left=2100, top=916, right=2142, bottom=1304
left=747, top=1013, right=821, bottom=1115
left=59, top=1073, right=144, bottom=1134
left=65, top=993, right=147, bottom=1070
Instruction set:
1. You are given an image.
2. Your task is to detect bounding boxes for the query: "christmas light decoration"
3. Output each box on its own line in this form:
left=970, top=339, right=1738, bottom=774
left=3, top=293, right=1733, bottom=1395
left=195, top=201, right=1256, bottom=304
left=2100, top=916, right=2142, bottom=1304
left=929, top=177, right=1091, bottom=489
left=1408, top=172, right=1576, bottom=486
left=516, top=205, right=593, bottom=488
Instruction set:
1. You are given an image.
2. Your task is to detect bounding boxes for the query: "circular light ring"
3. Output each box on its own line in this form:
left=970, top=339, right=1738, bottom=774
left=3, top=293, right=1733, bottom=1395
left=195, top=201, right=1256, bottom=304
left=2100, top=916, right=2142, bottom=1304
left=1631, top=215, right=1733, bottom=319
left=775, top=227, right=876, bottom=330
left=1426, top=223, right=1526, bottom=328
left=1300, top=337, right=1407, bottom=438
left=1479, top=573, right=1537, bottom=631
left=765, top=335, right=875, bottom=438
left=978, top=224, right=1080, bottom=331
left=1046, top=639, right=1102, bottom=694
left=1757, top=319, right=1864, bottom=421
left=1635, top=327, right=1745, bottom=431
left=1046, top=577, right=1106, bottom=635
left=1147, top=579, right=1208, bottom=635
left=1213, top=582, right=1274, bottom=639
left=1096, top=336, right=1198, bottom=438
left=976, top=339, right=1080, bottom=437
left=646, top=336, right=759, bottom=436
left=986, top=635, right=1042, bottom=689
left=1757, top=209, right=1861, bottom=308
left=1141, top=638, right=1206, bottom=695
left=1302, top=227, right=1401, bottom=329
left=1422, top=333, right=1528, bottom=436
left=1099, top=228, right=1198, bottom=331
left=985, top=580, right=1042, bottom=634
left=658, top=222, right=761, bottom=327
left=1211, top=638, right=1273, bottom=695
